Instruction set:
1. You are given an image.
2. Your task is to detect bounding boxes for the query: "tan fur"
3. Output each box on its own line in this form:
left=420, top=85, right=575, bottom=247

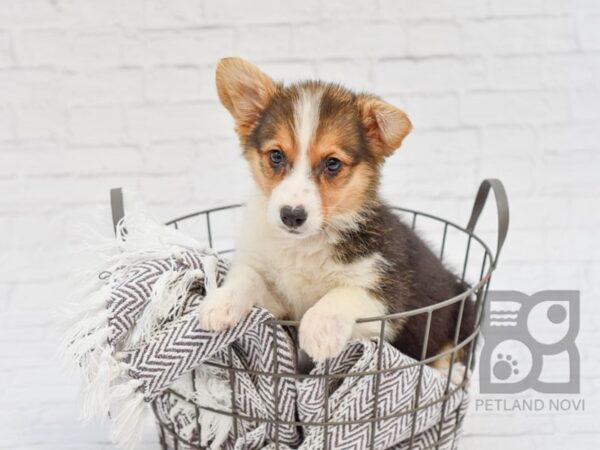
left=215, top=57, right=277, bottom=137
left=321, top=162, right=376, bottom=223
left=247, top=129, right=297, bottom=195
left=431, top=344, right=469, bottom=386
left=359, top=95, right=412, bottom=158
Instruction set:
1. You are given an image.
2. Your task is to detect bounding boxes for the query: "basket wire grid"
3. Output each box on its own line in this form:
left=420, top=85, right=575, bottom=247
left=110, top=179, right=509, bottom=450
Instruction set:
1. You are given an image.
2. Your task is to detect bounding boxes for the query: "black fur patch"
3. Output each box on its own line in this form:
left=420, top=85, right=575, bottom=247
left=334, top=201, right=476, bottom=363
left=248, top=85, right=296, bottom=151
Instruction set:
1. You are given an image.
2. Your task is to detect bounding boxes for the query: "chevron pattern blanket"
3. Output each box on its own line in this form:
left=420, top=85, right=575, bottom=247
left=61, top=215, right=468, bottom=450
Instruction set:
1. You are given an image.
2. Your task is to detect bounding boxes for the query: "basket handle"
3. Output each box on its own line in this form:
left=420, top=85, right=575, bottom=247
left=110, top=187, right=125, bottom=236
left=466, top=179, right=509, bottom=267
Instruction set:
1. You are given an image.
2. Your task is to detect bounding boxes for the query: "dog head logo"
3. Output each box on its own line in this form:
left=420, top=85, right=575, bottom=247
left=479, top=290, right=580, bottom=394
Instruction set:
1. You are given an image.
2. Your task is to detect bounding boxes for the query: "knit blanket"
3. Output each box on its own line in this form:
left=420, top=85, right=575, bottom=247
left=61, top=215, right=468, bottom=450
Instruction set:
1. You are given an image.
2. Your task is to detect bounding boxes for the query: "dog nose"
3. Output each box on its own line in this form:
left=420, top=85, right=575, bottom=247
left=280, top=205, right=307, bottom=229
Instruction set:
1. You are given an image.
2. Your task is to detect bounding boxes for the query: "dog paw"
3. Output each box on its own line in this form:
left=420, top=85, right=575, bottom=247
left=197, top=287, right=250, bottom=331
left=436, top=361, right=470, bottom=386
left=299, top=310, right=354, bottom=363
left=450, top=363, right=471, bottom=387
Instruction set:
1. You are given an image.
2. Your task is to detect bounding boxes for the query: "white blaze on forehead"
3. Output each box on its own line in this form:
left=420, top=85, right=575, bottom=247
left=293, top=88, right=322, bottom=162
left=265, top=87, right=324, bottom=236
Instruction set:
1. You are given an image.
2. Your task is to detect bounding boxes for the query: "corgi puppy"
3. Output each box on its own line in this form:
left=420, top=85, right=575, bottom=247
left=198, top=57, right=474, bottom=379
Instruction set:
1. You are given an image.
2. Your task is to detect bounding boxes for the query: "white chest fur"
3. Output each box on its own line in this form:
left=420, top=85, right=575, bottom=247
left=234, top=195, right=384, bottom=320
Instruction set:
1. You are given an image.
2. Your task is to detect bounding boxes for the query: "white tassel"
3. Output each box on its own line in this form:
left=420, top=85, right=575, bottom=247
left=202, top=255, right=219, bottom=294
left=61, top=210, right=209, bottom=369
left=193, top=365, right=233, bottom=450
left=110, top=378, right=144, bottom=404
left=80, top=345, right=121, bottom=421
left=109, top=381, right=148, bottom=450
left=58, top=291, right=110, bottom=367
left=127, top=270, right=179, bottom=346
left=61, top=210, right=218, bottom=449
left=129, top=269, right=205, bottom=346
left=114, top=213, right=206, bottom=261
left=63, top=327, right=111, bottom=377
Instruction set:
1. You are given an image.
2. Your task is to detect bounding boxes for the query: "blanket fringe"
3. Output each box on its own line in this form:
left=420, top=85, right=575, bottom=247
left=110, top=379, right=147, bottom=450
left=129, top=268, right=205, bottom=346
left=61, top=211, right=214, bottom=449
left=202, top=255, right=219, bottom=294
left=194, top=365, right=233, bottom=450
left=83, top=345, right=121, bottom=420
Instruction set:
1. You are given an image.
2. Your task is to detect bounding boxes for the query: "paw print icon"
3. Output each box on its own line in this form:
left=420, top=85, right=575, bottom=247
left=493, top=353, right=519, bottom=380
left=479, top=290, right=579, bottom=394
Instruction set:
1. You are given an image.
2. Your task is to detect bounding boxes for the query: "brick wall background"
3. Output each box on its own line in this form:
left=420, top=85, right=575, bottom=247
left=0, top=0, right=599, bottom=449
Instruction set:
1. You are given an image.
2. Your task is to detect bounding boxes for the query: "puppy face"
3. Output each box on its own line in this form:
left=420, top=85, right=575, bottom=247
left=216, top=57, right=411, bottom=238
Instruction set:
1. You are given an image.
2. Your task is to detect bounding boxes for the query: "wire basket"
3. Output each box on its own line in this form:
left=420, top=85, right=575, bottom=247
left=110, top=179, right=509, bottom=450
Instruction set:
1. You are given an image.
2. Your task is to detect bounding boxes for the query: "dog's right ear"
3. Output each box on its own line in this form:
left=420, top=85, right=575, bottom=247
left=216, top=57, right=276, bottom=137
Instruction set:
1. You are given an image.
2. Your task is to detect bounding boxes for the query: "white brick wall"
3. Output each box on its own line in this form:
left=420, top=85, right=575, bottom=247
left=0, top=0, right=598, bottom=449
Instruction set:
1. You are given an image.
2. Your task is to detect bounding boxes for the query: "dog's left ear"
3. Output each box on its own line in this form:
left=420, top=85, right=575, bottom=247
left=216, top=57, right=277, bottom=137
left=359, top=95, right=412, bottom=158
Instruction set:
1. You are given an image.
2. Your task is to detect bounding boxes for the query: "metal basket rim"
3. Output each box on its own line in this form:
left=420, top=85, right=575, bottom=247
left=163, top=202, right=496, bottom=325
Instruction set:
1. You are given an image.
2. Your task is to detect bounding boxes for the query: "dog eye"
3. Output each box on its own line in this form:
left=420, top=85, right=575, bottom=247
left=325, top=157, right=342, bottom=174
left=268, top=149, right=285, bottom=167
